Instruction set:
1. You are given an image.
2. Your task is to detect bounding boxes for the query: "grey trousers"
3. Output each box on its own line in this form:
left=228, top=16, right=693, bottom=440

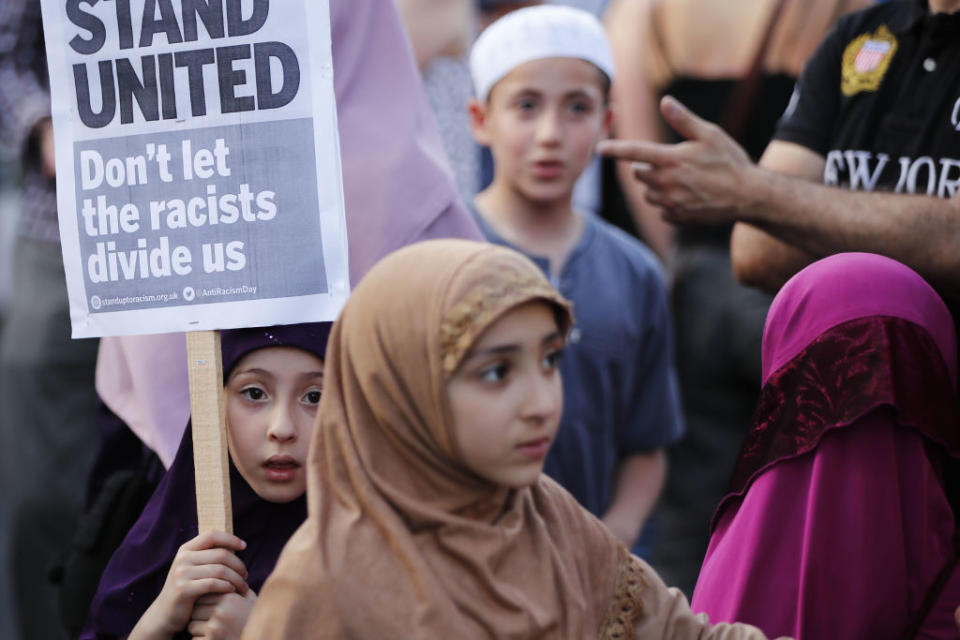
left=0, top=238, right=99, bottom=640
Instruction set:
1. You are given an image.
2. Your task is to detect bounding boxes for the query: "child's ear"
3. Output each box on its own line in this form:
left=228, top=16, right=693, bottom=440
left=468, top=97, right=492, bottom=146
left=601, top=104, right=615, bottom=139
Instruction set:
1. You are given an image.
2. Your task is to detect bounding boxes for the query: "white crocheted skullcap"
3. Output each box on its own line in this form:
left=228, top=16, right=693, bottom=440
left=470, top=5, right=615, bottom=101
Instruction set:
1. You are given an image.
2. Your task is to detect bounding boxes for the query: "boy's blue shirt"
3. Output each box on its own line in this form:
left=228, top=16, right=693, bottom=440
left=470, top=207, right=684, bottom=520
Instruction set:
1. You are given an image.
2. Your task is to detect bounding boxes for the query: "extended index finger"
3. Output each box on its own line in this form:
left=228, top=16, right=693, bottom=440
left=596, top=139, right=678, bottom=168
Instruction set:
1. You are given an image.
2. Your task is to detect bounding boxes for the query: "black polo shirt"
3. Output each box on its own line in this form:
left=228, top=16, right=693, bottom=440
left=773, top=0, right=960, bottom=515
left=773, top=0, right=960, bottom=351
left=775, top=0, right=960, bottom=196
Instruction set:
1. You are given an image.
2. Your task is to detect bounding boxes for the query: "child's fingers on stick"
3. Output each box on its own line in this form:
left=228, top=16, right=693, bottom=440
left=190, top=601, right=216, bottom=621
left=173, top=562, right=248, bottom=595
left=195, top=593, right=225, bottom=606
left=187, top=618, right=208, bottom=637
left=182, top=547, right=249, bottom=580
left=182, top=576, right=240, bottom=600
left=183, top=530, right=247, bottom=552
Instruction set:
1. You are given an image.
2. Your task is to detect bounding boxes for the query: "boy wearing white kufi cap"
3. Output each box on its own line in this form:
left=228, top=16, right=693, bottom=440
left=467, top=5, right=683, bottom=558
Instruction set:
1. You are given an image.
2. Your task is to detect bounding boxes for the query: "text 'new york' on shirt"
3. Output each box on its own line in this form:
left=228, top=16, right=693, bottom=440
left=776, top=0, right=960, bottom=198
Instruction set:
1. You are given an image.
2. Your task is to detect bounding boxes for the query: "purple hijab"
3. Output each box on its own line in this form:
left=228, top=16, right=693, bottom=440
left=692, top=253, right=960, bottom=639
left=81, top=323, right=331, bottom=640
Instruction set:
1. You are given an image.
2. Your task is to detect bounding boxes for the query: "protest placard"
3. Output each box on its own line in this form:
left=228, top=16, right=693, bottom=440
left=41, top=0, right=348, bottom=339
left=41, top=0, right=347, bottom=532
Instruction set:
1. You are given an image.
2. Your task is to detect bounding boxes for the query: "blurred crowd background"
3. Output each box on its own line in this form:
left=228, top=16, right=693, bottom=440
left=0, top=0, right=903, bottom=638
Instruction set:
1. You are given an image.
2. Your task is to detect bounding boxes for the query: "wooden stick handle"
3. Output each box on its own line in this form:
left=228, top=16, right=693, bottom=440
left=186, top=330, right=232, bottom=534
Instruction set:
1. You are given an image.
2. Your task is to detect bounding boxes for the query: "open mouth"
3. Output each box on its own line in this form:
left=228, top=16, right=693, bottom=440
left=263, top=455, right=300, bottom=482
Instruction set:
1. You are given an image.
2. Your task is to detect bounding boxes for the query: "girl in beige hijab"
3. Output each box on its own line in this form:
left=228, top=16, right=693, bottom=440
left=243, top=239, right=783, bottom=639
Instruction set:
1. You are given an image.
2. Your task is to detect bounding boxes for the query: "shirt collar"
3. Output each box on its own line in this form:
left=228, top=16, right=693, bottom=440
left=895, top=0, right=960, bottom=35
left=468, top=205, right=596, bottom=280
left=890, top=0, right=929, bottom=34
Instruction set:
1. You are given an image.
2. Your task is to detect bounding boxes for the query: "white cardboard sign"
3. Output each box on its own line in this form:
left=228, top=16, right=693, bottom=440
left=40, top=0, right=349, bottom=337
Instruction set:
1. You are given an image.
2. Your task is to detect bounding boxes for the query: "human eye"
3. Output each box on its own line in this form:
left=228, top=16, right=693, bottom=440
left=478, top=361, right=510, bottom=384
left=542, top=347, right=564, bottom=371
left=514, top=96, right=538, bottom=113
left=240, top=385, right=267, bottom=402
left=569, top=100, right=592, bottom=115
left=302, top=388, right=322, bottom=405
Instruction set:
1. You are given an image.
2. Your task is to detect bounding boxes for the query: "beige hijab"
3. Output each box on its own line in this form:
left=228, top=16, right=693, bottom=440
left=243, top=240, right=779, bottom=640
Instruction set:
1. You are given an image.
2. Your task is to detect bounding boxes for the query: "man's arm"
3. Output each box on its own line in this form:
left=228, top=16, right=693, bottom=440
left=737, top=157, right=960, bottom=296
left=602, top=449, right=666, bottom=548
left=599, top=97, right=960, bottom=295
left=729, top=141, right=824, bottom=292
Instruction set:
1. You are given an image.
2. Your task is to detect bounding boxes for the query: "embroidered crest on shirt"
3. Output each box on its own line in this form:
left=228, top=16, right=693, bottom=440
left=841, top=25, right=898, bottom=97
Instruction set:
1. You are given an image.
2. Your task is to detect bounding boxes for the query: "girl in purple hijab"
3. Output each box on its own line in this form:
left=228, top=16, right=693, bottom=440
left=81, top=323, right=331, bottom=640
left=691, top=253, right=960, bottom=638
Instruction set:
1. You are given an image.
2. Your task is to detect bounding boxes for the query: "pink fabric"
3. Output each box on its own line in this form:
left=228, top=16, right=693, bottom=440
left=692, top=253, right=960, bottom=639
left=96, top=0, right=481, bottom=466
left=328, top=0, right=480, bottom=281
left=761, top=252, right=957, bottom=387
left=94, top=334, right=189, bottom=468
left=692, top=413, right=960, bottom=639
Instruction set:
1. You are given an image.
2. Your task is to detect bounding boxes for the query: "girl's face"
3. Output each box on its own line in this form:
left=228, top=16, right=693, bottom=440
left=447, top=301, right=564, bottom=488
left=225, top=346, right=324, bottom=503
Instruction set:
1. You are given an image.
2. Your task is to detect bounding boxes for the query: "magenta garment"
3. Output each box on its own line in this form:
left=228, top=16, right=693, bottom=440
left=759, top=252, right=957, bottom=388
left=691, top=253, right=960, bottom=639
left=95, top=0, right=481, bottom=466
